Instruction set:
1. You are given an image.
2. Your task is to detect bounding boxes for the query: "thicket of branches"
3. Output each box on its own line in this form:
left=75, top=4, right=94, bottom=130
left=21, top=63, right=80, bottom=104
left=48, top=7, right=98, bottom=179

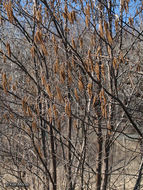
left=0, top=0, right=143, bottom=189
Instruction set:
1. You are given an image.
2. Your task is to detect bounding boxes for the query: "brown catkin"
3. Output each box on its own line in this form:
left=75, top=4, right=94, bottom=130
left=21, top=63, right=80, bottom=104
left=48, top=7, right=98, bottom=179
left=56, top=86, right=63, bottom=102
left=32, top=121, right=37, bottom=131
left=92, top=95, right=96, bottom=106
left=112, top=57, right=117, bottom=69
left=107, top=30, right=112, bottom=44
left=27, top=106, right=32, bottom=117
left=2, top=73, right=7, bottom=93
left=36, top=9, right=42, bottom=23
left=54, top=58, right=59, bottom=73
left=35, top=29, right=43, bottom=43
left=72, top=37, right=76, bottom=49
left=31, top=46, right=35, bottom=59
left=41, top=43, right=48, bottom=56
left=22, top=98, right=27, bottom=115
left=99, top=22, right=104, bottom=38
left=68, top=69, right=72, bottom=85
left=85, top=15, right=89, bottom=27
left=71, top=10, right=76, bottom=21
left=60, top=64, right=65, bottom=83
left=46, top=84, right=53, bottom=98
left=54, top=43, right=58, bottom=55
left=87, top=83, right=92, bottom=97
left=4, top=1, right=14, bottom=23
left=107, top=45, right=111, bottom=57
left=115, top=19, right=119, bottom=32
left=6, top=43, right=11, bottom=57
left=68, top=12, right=74, bottom=24
left=3, top=55, right=6, bottom=63
left=65, top=102, right=71, bottom=117
left=79, top=37, right=83, bottom=49
left=74, top=88, right=79, bottom=101
left=78, top=79, right=84, bottom=91
left=53, top=104, right=58, bottom=120
left=62, top=12, right=67, bottom=20
left=41, top=76, right=46, bottom=86
left=85, top=3, right=90, bottom=17
left=95, top=62, right=99, bottom=80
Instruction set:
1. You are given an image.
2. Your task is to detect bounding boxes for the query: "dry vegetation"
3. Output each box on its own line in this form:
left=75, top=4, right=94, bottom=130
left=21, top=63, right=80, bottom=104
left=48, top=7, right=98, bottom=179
left=0, top=0, right=143, bottom=190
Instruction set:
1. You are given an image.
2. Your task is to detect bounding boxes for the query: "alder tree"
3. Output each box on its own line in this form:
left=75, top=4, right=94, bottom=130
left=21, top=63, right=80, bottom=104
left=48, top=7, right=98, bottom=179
left=0, top=0, right=143, bottom=189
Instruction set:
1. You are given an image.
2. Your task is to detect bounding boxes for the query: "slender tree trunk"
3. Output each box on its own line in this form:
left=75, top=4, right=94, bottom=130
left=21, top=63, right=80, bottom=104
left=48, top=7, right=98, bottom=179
left=102, top=1, right=114, bottom=189
left=50, top=125, right=57, bottom=190
left=96, top=117, right=103, bottom=190
left=96, top=2, right=104, bottom=188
